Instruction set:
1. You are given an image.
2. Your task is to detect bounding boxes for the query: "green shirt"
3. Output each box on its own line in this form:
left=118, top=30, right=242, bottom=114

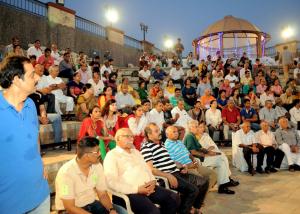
left=137, top=88, right=148, bottom=100
left=183, top=133, right=202, bottom=151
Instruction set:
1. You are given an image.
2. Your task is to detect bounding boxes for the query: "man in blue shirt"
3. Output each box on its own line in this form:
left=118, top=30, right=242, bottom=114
left=0, top=56, right=49, bottom=213
left=152, top=64, right=168, bottom=81
left=240, top=99, right=260, bottom=131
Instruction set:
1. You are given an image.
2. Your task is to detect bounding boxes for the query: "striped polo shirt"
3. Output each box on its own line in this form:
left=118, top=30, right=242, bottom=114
left=164, top=139, right=193, bottom=165
left=141, top=141, right=179, bottom=173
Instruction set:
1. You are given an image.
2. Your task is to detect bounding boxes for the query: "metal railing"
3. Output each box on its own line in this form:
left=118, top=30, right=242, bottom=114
left=75, top=16, right=106, bottom=38
left=0, top=0, right=47, bottom=17
left=124, top=35, right=142, bottom=50
left=265, top=46, right=277, bottom=57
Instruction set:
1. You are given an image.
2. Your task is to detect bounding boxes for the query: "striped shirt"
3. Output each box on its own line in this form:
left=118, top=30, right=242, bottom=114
left=164, top=139, right=192, bottom=165
left=141, top=141, right=179, bottom=173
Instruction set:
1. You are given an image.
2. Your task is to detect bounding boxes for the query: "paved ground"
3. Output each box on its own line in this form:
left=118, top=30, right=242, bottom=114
left=203, top=168, right=300, bottom=214
left=45, top=148, right=300, bottom=214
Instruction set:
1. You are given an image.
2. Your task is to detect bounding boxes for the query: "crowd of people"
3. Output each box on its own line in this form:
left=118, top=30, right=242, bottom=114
left=0, top=35, right=300, bottom=213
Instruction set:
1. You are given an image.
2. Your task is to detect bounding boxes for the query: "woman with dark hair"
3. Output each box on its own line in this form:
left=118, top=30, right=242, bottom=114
left=205, top=100, right=223, bottom=139
left=231, top=88, right=242, bottom=109
left=164, top=79, right=176, bottom=99
left=217, top=89, right=228, bottom=110
left=67, top=71, right=84, bottom=101
left=105, top=72, right=118, bottom=95
left=136, top=81, right=148, bottom=101
left=126, top=104, right=148, bottom=150
left=98, top=86, right=115, bottom=109
left=182, top=78, right=197, bottom=107
left=75, top=83, right=97, bottom=121
left=101, top=99, right=123, bottom=137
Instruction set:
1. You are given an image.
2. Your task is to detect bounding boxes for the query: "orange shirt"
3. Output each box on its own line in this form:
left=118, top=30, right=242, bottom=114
left=200, top=95, right=215, bottom=108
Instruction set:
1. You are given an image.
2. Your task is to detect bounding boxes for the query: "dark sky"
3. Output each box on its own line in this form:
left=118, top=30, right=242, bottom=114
left=45, top=0, right=300, bottom=55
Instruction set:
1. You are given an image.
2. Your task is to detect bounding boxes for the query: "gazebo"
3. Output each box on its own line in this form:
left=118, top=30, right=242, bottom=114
left=193, top=15, right=271, bottom=59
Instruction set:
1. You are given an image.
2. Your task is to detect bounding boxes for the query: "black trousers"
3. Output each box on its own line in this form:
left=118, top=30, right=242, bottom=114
left=43, top=93, right=56, bottom=113
left=172, top=79, right=184, bottom=88
left=243, top=144, right=264, bottom=169
left=173, top=171, right=209, bottom=214
left=113, top=185, right=179, bottom=214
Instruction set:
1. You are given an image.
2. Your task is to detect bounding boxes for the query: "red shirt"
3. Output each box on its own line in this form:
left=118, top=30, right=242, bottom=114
left=77, top=117, right=104, bottom=142
left=222, top=107, right=240, bottom=123
left=37, top=55, right=54, bottom=70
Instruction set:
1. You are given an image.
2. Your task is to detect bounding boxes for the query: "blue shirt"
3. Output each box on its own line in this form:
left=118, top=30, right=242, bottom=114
left=217, top=97, right=228, bottom=107
left=152, top=70, right=167, bottom=81
left=240, top=107, right=257, bottom=119
left=196, top=83, right=211, bottom=96
left=0, top=93, right=49, bottom=213
left=164, top=139, right=192, bottom=165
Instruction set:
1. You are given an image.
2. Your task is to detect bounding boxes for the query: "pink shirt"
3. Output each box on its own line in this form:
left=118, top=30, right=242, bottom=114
left=256, top=84, right=267, bottom=94
left=37, top=55, right=54, bottom=70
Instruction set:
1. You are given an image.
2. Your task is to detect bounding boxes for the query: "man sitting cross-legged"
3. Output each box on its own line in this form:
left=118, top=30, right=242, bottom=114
left=55, top=137, right=126, bottom=214
left=164, top=125, right=217, bottom=189
left=104, top=128, right=179, bottom=214
left=141, top=123, right=209, bottom=214
left=184, top=120, right=237, bottom=194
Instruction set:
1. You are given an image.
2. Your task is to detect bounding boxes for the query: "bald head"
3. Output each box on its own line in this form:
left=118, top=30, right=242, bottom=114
left=278, top=117, right=288, bottom=129
left=241, top=121, right=251, bottom=134
left=166, top=126, right=179, bottom=141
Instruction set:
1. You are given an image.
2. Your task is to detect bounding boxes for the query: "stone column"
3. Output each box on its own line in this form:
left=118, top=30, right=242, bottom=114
left=106, top=26, right=124, bottom=46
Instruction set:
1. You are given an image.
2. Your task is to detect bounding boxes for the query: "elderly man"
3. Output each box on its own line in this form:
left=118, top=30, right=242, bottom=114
left=275, top=117, right=300, bottom=171
left=184, top=120, right=237, bottom=194
left=149, top=100, right=166, bottom=131
left=222, top=99, right=241, bottom=140
left=255, top=121, right=285, bottom=173
left=289, top=99, right=300, bottom=127
left=164, top=126, right=217, bottom=189
left=171, top=100, right=192, bottom=129
left=236, top=122, right=264, bottom=174
left=55, top=137, right=126, bottom=214
left=280, top=88, right=295, bottom=111
left=115, top=85, right=135, bottom=110
left=141, top=123, right=209, bottom=214
left=259, top=100, right=277, bottom=131
left=104, top=128, right=179, bottom=214
left=44, top=65, right=74, bottom=114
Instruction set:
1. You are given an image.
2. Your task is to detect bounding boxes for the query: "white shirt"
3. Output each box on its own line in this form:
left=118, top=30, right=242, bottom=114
left=225, top=74, right=238, bottom=88
left=36, top=75, right=48, bottom=90
left=290, top=106, right=300, bottom=125
left=27, top=46, right=42, bottom=58
left=198, top=133, right=221, bottom=152
left=55, top=158, right=107, bottom=210
left=103, top=146, right=155, bottom=194
left=169, top=68, right=184, bottom=80
left=88, top=78, right=104, bottom=96
left=100, top=65, right=112, bottom=76
left=149, top=108, right=165, bottom=130
left=139, top=69, right=151, bottom=79
left=259, top=93, right=275, bottom=106
left=239, top=68, right=251, bottom=79
left=115, top=92, right=135, bottom=109
left=255, top=130, right=276, bottom=147
left=236, top=129, right=256, bottom=146
left=294, top=68, right=300, bottom=79
left=171, top=106, right=192, bottom=128
left=127, top=115, right=148, bottom=135
left=205, top=108, right=222, bottom=127
left=44, top=75, right=64, bottom=98
left=51, top=50, right=62, bottom=65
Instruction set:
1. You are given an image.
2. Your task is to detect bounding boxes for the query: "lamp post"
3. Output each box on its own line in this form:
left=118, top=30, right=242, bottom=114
left=105, top=7, right=119, bottom=27
left=140, top=23, right=148, bottom=41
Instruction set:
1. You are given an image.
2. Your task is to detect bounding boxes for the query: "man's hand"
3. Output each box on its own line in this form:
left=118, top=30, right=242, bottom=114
left=58, top=82, right=66, bottom=89
left=39, top=116, right=49, bottom=125
left=180, top=165, right=188, bottom=174
left=207, top=146, right=215, bottom=151
left=138, top=180, right=156, bottom=196
left=166, top=174, right=178, bottom=188
left=291, top=145, right=299, bottom=153
left=252, top=145, right=260, bottom=153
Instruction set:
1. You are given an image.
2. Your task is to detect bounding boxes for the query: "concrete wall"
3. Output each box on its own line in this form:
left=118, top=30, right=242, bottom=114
left=0, top=4, right=141, bottom=66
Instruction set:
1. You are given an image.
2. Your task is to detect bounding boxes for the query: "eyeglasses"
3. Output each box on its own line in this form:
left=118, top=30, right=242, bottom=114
left=88, top=150, right=100, bottom=155
left=119, top=135, right=134, bottom=138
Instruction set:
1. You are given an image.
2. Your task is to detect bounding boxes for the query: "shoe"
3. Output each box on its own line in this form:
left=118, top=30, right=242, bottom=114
left=227, top=178, right=239, bottom=187
left=270, top=168, right=278, bottom=173
left=248, top=168, right=256, bottom=176
left=256, top=167, right=264, bottom=174
left=218, top=186, right=235, bottom=194
left=289, top=165, right=295, bottom=172
left=265, top=168, right=270, bottom=174
left=293, top=165, right=300, bottom=171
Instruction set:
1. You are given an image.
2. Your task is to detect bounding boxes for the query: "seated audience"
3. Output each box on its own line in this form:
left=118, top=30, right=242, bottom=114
left=55, top=137, right=125, bottom=214
left=171, top=100, right=192, bottom=129
left=164, top=79, right=176, bottom=99
left=186, top=64, right=199, bottom=84
left=141, top=123, right=209, bottom=214
left=280, top=88, right=295, bottom=111
left=219, top=79, right=232, bottom=98
left=196, top=75, right=211, bottom=97
left=182, top=78, right=197, bottom=107
left=222, top=99, right=241, bottom=140
left=115, top=85, right=135, bottom=110
left=76, top=63, right=91, bottom=84
left=224, top=66, right=238, bottom=88
left=169, top=88, right=183, bottom=107
left=275, top=117, right=300, bottom=171
left=67, top=71, right=84, bottom=101
left=255, top=121, right=285, bottom=172
left=104, top=128, right=179, bottom=214
left=117, top=77, right=134, bottom=93
left=105, top=72, right=118, bottom=95
left=260, top=86, right=275, bottom=107
left=88, top=68, right=105, bottom=97
left=137, top=81, right=148, bottom=101
left=27, top=39, right=42, bottom=58
left=236, top=122, right=264, bottom=175
left=217, top=90, right=228, bottom=110
left=169, top=63, right=184, bottom=88
left=149, top=100, right=166, bottom=131
left=200, top=88, right=215, bottom=109
left=37, top=48, right=54, bottom=72
left=206, top=100, right=223, bottom=138
left=289, top=99, right=300, bottom=126
left=59, top=52, right=74, bottom=79
left=188, top=100, right=205, bottom=123
left=184, top=120, right=237, bottom=194
left=75, top=84, right=97, bottom=121
left=259, top=100, right=277, bottom=131
left=152, top=64, right=168, bottom=82
left=98, top=86, right=115, bottom=109
left=138, top=64, right=151, bottom=88
left=240, top=99, right=260, bottom=131
left=127, top=105, right=148, bottom=150
left=45, top=65, right=74, bottom=114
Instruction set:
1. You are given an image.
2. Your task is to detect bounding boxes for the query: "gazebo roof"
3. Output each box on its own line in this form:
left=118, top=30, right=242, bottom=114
left=193, top=15, right=270, bottom=43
